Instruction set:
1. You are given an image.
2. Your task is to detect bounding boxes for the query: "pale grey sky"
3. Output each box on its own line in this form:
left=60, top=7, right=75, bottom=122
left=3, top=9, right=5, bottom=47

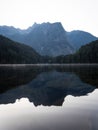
left=0, top=0, right=98, bottom=36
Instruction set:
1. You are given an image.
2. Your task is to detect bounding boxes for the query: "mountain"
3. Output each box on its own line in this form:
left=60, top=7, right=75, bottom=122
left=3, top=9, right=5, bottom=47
left=67, top=30, right=98, bottom=50
left=0, top=35, right=40, bottom=64
left=0, top=25, right=20, bottom=36
left=53, top=40, right=98, bottom=63
left=0, top=23, right=97, bottom=56
left=23, top=22, right=74, bottom=56
left=0, top=23, right=75, bottom=56
left=0, top=25, right=31, bottom=35
left=0, top=25, right=29, bottom=44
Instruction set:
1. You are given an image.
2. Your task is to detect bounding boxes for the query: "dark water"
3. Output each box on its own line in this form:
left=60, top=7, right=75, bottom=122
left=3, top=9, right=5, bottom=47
left=0, top=65, right=98, bottom=130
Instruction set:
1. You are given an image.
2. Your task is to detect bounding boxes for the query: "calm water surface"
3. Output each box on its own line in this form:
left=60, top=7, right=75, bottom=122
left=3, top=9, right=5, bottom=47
left=0, top=65, right=98, bottom=130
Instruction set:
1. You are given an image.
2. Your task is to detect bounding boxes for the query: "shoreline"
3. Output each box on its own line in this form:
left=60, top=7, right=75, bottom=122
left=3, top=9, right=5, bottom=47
left=0, top=63, right=98, bottom=67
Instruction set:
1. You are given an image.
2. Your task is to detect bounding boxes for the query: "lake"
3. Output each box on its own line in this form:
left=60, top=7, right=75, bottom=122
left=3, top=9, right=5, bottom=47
left=0, top=64, right=98, bottom=130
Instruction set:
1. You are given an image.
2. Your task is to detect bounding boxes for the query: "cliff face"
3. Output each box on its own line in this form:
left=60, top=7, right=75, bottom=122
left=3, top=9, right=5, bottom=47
left=23, top=22, right=74, bottom=56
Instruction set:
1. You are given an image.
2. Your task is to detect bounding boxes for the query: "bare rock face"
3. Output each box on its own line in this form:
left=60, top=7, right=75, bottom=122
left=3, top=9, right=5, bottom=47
left=23, top=22, right=75, bottom=56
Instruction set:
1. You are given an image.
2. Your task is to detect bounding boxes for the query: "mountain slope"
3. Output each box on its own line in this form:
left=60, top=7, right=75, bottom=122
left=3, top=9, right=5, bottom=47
left=54, top=40, right=98, bottom=63
left=23, top=22, right=74, bottom=56
left=73, top=40, right=98, bottom=63
left=0, top=35, right=40, bottom=63
left=0, top=25, right=28, bottom=44
left=0, top=23, right=74, bottom=56
left=0, top=23, right=97, bottom=56
left=67, top=30, right=98, bottom=50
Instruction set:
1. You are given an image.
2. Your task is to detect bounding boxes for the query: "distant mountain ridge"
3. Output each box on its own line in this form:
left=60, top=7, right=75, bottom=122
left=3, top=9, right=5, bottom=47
left=67, top=30, right=97, bottom=50
left=0, top=22, right=97, bottom=56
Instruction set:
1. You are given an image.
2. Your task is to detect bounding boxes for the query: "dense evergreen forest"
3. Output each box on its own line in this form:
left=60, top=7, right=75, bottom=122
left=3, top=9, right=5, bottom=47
left=0, top=35, right=98, bottom=64
left=0, top=35, right=41, bottom=64
left=52, top=40, right=98, bottom=63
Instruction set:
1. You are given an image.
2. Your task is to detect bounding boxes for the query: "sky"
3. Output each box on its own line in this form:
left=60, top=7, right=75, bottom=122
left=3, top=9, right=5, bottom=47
left=0, top=0, right=98, bottom=36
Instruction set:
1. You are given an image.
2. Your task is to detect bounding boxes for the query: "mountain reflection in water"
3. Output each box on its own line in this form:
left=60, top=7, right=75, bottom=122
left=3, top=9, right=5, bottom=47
left=0, top=65, right=97, bottom=106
